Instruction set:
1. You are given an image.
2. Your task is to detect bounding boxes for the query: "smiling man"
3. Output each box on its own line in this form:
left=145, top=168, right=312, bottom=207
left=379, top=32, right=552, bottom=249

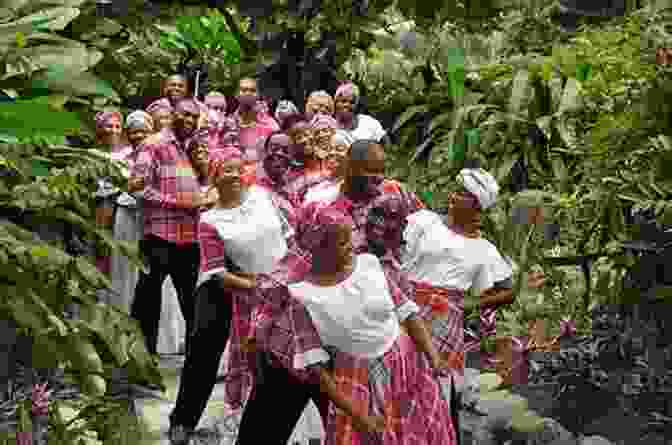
left=129, top=97, right=214, bottom=368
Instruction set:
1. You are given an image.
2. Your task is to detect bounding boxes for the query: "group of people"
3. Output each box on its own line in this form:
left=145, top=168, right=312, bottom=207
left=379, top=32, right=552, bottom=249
left=91, top=73, right=547, bottom=445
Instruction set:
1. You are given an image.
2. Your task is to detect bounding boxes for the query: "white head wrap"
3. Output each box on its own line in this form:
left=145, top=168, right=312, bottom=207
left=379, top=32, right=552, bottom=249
left=330, top=129, right=354, bottom=147
left=456, top=168, right=499, bottom=210
left=125, top=110, right=154, bottom=131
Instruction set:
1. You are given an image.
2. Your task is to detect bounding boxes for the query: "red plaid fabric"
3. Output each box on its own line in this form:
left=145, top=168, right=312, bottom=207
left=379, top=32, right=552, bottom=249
left=224, top=273, right=328, bottom=408
left=410, top=280, right=465, bottom=381
left=130, top=129, right=201, bottom=244
left=235, top=110, right=280, bottom=187
left=207, top=113, right=241, bottom=157
left=256, top=177, right=298, bottom=212
left=284, top=171, right=330, bottom=207
left=325, top=332, right=456, bottom=445
left=197, top=221, right=227, bottom=274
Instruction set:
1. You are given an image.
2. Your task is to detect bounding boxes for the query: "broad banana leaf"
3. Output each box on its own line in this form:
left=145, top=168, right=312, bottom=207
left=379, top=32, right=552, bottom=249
left=8, top=7, right=80, bottom=32
left=31, top=68, right=120, bottom=100
left=557, top=78, right=582, bottom=114
left=6, top=43, right=102, bottom=79
left=508, top=69, right=533, bottom=117
left=0, top=100, right=82, bottom=138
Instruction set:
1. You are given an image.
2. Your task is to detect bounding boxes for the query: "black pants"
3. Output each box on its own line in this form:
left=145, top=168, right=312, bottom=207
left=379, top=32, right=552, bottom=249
left=130, top=234, right=200, bottom=356
left=170, top=278, right=233, bottom=430
left=236, top=355, right=328, bottom=445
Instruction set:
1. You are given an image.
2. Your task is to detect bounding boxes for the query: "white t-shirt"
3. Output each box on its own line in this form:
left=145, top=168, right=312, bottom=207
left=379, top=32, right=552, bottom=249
left=346, top=114, right=386, bottom=142
left=401, top=209, right=513, bottom=293
left=199, top=186, right=289, bottom=276
left=289, top=253, right=401, bottom=359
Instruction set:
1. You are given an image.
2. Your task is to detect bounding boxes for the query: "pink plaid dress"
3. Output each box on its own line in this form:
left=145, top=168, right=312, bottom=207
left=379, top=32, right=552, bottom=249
left=410, top=281, right=465, bottom=384
left=234, top=108, right=280, bottom=186
left=282, top=254, right=456, bottom=445
left=196, top=186, right=316, bottom=409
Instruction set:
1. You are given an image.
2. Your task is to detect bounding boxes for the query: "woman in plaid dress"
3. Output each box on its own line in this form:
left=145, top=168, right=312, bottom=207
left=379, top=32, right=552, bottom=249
left=169, top=150, right=303, bottom=444
left=283, top=113, right=338, bottom=207
left=257, top=199, right=457, bottom=445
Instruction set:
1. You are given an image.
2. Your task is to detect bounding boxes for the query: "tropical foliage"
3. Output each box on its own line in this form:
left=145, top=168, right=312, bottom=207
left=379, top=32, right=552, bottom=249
left=1, top=0, right=672, bottom=441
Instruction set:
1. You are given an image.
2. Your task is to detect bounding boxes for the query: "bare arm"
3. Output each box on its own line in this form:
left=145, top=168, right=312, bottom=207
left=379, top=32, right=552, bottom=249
left=217, top=271, right=255, bottom=289
left=402, top=316, right=441, bottom=365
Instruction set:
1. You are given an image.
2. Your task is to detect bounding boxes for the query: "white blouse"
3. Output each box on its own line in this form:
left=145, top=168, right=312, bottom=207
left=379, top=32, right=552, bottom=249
left=199, top=186, right=289, bottom=277
left=289, top=253, right=401, bottom=359
left=346, top=114, right=386, bottom=142
left=401, top=209, right=514, bottom=293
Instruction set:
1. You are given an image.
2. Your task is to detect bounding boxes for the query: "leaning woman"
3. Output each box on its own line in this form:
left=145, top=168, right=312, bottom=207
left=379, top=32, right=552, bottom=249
left=250, top=200, right=457, bottom=444
left=169, top=150, right=300, bottom=444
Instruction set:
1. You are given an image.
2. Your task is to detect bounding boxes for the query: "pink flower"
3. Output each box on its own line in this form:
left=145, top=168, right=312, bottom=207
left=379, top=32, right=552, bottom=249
left=31, top=382, right=51, bottom=417
left=16, top=431, right=32, bottom=445
left=559, top=317, right=577, bottom=337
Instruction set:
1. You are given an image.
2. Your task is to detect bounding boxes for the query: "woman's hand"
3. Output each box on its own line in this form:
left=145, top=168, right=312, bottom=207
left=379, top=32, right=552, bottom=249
left=352, top=414, right=386, bottom=433
left=128, top=176, right=145, bottom=193
left=429, top=353, right=450, bottom=373
left=236, top=272, right=257, bottom=289
left=240, top=336, right=257, bottom=353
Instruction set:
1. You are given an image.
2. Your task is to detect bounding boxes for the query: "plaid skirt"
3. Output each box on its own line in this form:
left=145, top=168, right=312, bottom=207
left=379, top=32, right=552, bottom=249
left=223, top=273, right=328, bottom=409
left=325, top=333, right=457, bottom=445
left=409, top=281, right=465, bottom=384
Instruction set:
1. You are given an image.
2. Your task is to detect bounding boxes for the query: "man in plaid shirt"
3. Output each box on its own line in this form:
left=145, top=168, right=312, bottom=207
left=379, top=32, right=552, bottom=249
left=129, top=97, right=212, bottom=365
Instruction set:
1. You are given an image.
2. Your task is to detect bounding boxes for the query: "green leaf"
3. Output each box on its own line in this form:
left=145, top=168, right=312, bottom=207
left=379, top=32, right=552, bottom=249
left=557, top=78, right=582, bottom=114
left=464, top=128, right=480, bottom=149
left=447, top=143, right=465, bottom=162
left=390, top=104, right=430, bottom=134
left=576, top=63, right=592, bottom=82
left=508, top=69, right=533, bottom=119
left=31, top=158, right=50, bottom=177
left=31, top=68, right=119, bottom=100
left=447, top=68, right=465, bottom=103
left=551, top=156, right=568, bottom=186
left=478, top=373, right=503, bottom=392
left=496, top=154, right=519, bottom=183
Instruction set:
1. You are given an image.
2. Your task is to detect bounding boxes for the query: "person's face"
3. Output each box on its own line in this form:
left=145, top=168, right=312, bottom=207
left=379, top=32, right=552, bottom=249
left=214, top=159, right=243, bottom=194
left=348, top=145, right=385, bottom=178
left=312, top=128, right=335, bottom=159
left=334, top=95, right=353, bottom=114
left=190, top=144, right=209, bottom=170
left=325, top=142, right=349, bottom=175
left=151, top=110, right=173, bottom=130
left=291, top=125, right=312, bottom=146
left=264, top=135, right=291, bottom=181
left=306, top=96, right=333, bottom=116
left=449, top=192, right=483, bottom=231
left=173, top=107, right=199, bottom=138
left=99, top=117, right=122, bottom=143
left=127, top=128, right=149, bottom=147
left=238, top=79, right=258, bottom=96
left=163, top=76, right=188, bottom=100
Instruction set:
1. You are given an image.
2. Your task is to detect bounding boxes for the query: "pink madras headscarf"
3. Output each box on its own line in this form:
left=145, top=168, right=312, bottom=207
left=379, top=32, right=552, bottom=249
left=95, top=111, right=122, bottom=128
left=309, top=113, right=339, bottom=130
left=295, top=198, right=354, bottom=254
left=334, top=81, right=361, bottom=107
left=146, top=98, right=174, bottom=114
